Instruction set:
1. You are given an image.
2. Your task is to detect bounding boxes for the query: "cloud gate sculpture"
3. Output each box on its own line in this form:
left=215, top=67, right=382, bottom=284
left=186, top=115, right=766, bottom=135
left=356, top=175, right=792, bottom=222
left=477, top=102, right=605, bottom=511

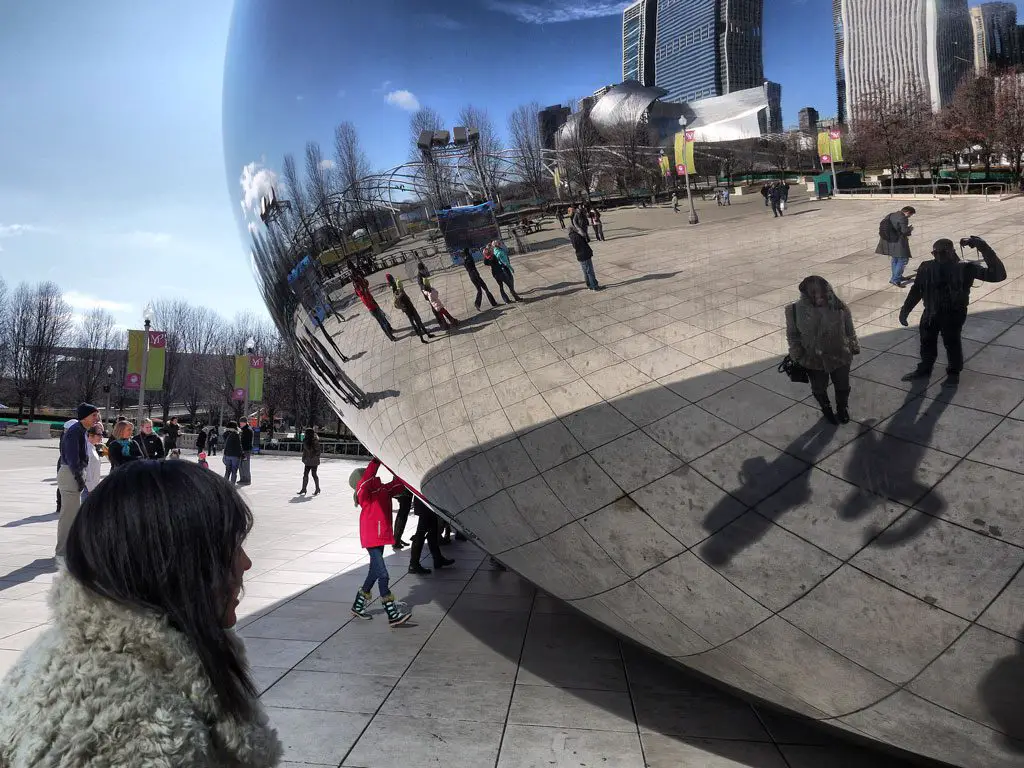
left=224, top=4, right=1023, bottom=766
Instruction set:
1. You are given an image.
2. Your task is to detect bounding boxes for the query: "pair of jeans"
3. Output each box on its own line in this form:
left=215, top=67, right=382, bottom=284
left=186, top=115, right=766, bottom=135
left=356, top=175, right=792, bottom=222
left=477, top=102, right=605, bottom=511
left=239, top=455, right=251, bottom=483
left=771, top=200, right=783, bottom=217
left=361, top=546, right=389, bottom=596
left=592, top=223, right=604, bottom=241
left=579, top=258, right=598, bottom=289
left=370, top=307, right=394, bottom=338
left=807, top=364, right=851, bottom=397
left=492, top=266, right=519, bottom=302
left=223, top=456, right=240, bottom=483
left=919, top=309, right=967, bottom=373
left=890, top=257, right=909, bottom=284
left=301, top=465, right=319, bottom=492
left=472, top=278, right=497, bottom=309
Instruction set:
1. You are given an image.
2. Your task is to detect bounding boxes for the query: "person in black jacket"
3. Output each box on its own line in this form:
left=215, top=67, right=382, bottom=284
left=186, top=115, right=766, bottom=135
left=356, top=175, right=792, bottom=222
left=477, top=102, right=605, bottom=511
left=407, top=496, right=454, bottom=575
left=196, top=426, right=207, bottom=454
left=107, top=420, right=144, bottom=470
left=221, top=421, right=243, bottom=484
left=163, top=417, right=180, bottom=452
left=134, top=419, right=166, bottom=460
left=461, top=248, right=498, bottom=311
left=238, top=418, right=254, bottom=486
left=899, top=235, right=1007, bottom=381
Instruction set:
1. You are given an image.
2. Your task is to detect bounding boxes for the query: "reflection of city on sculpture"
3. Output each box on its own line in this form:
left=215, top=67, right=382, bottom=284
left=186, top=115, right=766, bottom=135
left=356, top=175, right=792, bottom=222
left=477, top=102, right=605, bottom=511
left=224, top=1, right=1024, bottom=766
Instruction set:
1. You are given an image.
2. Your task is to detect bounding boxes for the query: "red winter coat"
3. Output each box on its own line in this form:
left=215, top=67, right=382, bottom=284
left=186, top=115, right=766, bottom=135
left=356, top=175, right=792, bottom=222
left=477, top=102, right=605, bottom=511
left=357, top=459, right=406, bottom=548
left=354, top=283, right=379, bottom=312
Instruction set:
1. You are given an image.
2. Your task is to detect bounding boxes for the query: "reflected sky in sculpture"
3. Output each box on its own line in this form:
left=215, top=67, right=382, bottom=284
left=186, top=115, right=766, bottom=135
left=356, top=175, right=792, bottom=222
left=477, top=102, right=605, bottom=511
left=224, top=3, right=1024, bottom=766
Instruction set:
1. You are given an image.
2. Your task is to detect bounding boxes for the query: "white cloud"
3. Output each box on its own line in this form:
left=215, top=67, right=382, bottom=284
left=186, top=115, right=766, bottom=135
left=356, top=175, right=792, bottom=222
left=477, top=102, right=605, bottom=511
left=385, top=89, right=421, bottom=111
left=0, top=223, right=46, bottom=237
left=485, top=0, right=629, bottom=23
left=319, top=158, right=335, bottom=170
left=239, top=160, right=279, bottom=219
left=63, top=291, right=132, bottom=313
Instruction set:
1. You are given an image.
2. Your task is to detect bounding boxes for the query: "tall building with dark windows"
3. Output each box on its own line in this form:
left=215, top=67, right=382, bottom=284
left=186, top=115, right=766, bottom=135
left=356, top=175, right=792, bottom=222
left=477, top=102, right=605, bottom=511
left=970, top=3, right=1019, bottom=73
left=654, top=0, right=764, bottom=104
left=623, top=0, right=658, bottom=86
left=834, top=0, right=846, bottom=123
left=537, top=105, right=571, bottom=151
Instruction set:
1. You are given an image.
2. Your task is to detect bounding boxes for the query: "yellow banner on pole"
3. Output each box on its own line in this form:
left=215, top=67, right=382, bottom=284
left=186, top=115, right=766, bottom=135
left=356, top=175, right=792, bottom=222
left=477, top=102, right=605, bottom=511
left=233, top=355, right=249, bottom=401
left=552, top=168, right=561, bottom=188
left=659, top=155, right=670, bottom=176
left=145, top=330, right=165, bottom=392
left=248, top=356, right=265, bottom=402
left=125, top=330, right=144, bottom=390
left=673, top=131, right=696, bottom=175
left=818, top=129, right=844, bottom=163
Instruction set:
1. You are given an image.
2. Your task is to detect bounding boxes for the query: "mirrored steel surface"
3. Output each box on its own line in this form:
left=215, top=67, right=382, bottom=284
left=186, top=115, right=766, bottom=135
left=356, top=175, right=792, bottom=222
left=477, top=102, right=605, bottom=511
left=223, top=4, right=1024, bottom=765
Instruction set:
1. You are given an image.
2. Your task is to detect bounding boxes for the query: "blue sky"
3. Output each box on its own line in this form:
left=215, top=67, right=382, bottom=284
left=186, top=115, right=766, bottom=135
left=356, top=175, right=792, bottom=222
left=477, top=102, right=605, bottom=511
left=1, top=0, right=1016, bottom=329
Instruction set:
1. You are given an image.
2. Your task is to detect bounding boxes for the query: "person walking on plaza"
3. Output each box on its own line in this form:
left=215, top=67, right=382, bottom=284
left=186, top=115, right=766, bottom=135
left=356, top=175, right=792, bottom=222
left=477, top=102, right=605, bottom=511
left=417, top=261, right=460, bottom=330
left=353, top=272, right=396, bottom=341
left=238, top=417, right=254, bottom=486
left=207, top=426, right=219, bottom=456
left=785, top=276, right=860, bottom=425
left=555, top=207, right=565, bottom=228
left=82, top=424, right=106, bottom=501
left=769, top=183, right=784, bottom=218
left=721, top=187, right=731, bottom=206
left=297, top=425, right=321, bottom=496
left=589, top=206, right=605, bottom=241
left=483, top=241, right=520, bottom=303
left=760, top=184, right=770, bottom=207
left=222, top=421, right=243, bottom=484
left=876, top=206, right=916, bottom=286
left=0, top=462, right=283, bottom=767
left=781, top=180, right=790, bottom=204
left=134, top=418, right=166, bottom=460
left=107, top=420, right=144, bottom=470
left=408, top=496, right=455, bottom=575
left=196, top=424, right=207, bottom=454
left=55, top=403, right=101, bottom=559
left=386, top=273, right=434, bottom=343
left=163, top=416, right=180, bottom=453
left=54, top=419, right=76, bottom=515
left=672, top=192, right=679, bottom=212
left=460, top=247, right=498, bottom=310
left=568, top=204, right=601, bottom=290
left=899, top=235, right=1007, bottom=381
left=349, top=458, right=411, bottom=627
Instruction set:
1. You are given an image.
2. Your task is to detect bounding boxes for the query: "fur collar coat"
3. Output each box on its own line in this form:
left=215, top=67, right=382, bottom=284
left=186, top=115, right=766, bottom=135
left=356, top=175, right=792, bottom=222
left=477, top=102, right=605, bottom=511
left=0, top=574, right=282, bottom=767
left=785, top=279, right=860, bottom=373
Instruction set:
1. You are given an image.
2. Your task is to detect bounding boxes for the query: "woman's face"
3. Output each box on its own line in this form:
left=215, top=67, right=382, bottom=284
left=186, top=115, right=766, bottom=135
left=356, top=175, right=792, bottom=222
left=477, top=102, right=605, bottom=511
left=222, top=545, right=252, bottom=628
left=807, top=282, right=827, bottom=307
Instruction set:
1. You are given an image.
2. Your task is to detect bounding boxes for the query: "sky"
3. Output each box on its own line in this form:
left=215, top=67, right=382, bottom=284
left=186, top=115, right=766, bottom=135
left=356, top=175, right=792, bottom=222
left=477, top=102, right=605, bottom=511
left=1, top=0, right=1018, bottom=331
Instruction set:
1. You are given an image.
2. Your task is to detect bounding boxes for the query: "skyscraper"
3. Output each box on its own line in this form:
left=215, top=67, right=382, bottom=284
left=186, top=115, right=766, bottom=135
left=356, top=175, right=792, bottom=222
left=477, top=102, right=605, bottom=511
left=799, top=106, right=820, bottom=134
left=970, top=3, right=1018, bottom=73
left=833, top=0, right=847, bottom=123
left=838, top=0, right=972, bottom=117
left=623, top=0, right=658, bottom=86
left=654, top=0, right=764, bottom=104
left=537, top=105, right=571, bottom=151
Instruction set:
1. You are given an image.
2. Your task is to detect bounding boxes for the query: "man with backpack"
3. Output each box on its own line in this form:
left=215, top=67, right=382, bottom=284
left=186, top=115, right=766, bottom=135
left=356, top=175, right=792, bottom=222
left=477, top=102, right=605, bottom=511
left=898, top=235, right=1006, bottom=381
left=876, top=206, right=916, bottom=286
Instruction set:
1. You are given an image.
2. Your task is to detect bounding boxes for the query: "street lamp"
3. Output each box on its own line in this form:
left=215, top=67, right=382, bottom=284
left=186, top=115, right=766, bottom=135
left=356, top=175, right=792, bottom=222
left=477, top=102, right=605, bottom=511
left=137, top=303, right=154, bottom=425
left=103, top=365, right=114, bottom=424
left=678, top=117, right=699, bottom=225
left=242, top=336, right=255, bottom=424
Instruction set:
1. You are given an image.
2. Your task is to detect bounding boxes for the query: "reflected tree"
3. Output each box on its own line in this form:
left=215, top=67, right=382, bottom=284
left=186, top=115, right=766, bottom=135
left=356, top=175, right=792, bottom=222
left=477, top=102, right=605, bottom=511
left=9, top=282, right=72, bottom=423
left=508, top=101, right=547, bottom=200
left=73, top=308, right=121, bottom=404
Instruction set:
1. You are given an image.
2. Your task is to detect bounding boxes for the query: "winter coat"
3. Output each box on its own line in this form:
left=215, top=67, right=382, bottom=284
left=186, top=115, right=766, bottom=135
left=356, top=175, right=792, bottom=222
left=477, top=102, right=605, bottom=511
left=163, top=422, right=180, bottom=449
left=356, top=459, right=405, bottom=548
left=785, top=279, right=860, bottom=373
left=108, top=437, right=144, bottom=469
left=240, top=425, right=254, bottom=453
left=196, top=429, right=208, bottom=451
left=222, top=428, right=243, bottom=458
left=83, top=443, right=102, bottom=491
left=875, top=211, right=913, bottom=260
left=301, top=435, right=321, bottom=467
left=134, top=431, right=166, bottom=460
left=354, top=283, right=380, bottom=311
left=0, top=575, right=282, bottom=768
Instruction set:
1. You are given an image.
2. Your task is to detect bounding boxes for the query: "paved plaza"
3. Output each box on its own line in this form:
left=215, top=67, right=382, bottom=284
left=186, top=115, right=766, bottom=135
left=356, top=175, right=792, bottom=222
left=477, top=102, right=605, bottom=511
left=4, top=194, right=1024, bottom=766
left=2, top=446, right=917, bottom=767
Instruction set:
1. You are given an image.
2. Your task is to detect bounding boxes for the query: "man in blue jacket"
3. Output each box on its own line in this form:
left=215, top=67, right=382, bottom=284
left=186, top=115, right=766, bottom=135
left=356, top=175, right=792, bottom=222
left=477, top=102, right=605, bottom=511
left=55, top=403, right=101, bottom=558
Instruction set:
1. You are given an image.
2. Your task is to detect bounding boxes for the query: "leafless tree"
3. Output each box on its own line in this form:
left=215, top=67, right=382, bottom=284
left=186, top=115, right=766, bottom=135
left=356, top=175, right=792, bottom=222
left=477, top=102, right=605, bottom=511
left=73, top=308, right=121, bottom=403
left=994, top=69, right=1024, bottom=184
left=943, top=74, right=997, bottom=191
left=177, top=305, right=222, bottom=426
left=852, top=82, right=932, bottom=195
left=0, top=277, right=10, bottom=397
left=458, top=104, right=504, bottom=204
left=557, top=101, right=600, bottom=201
left=150, top=299, right=195, bottom=424
left=507, top=102, right=547, bottom=200
left=9, top=282, right=72, bottom=422
left=601, top=104, right=657, bottom=195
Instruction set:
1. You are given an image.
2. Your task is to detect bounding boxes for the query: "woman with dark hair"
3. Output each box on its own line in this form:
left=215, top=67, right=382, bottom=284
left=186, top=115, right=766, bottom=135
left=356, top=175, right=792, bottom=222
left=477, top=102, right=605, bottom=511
left=222, top=421, right=243, bottom=484
left=785, top=275, right=860, bottom=424
left=0, top=461, right=282, bottom=766
left=386, top=273, right=433, bottom=343
left=483, top=240, right=520, bottom=303
left=298, top=425, right=322, bottom=496
left=107, top=419, right=144, bottom=469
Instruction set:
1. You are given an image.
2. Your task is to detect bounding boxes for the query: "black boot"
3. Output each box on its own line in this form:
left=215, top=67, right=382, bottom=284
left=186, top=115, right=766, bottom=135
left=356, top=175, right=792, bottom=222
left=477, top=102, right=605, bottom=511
left=835, top=389, right=851, bottom=424
left=408, top=536, right=431, bottom=574
left=901, top=366, right=932, bottom=382
left=814, top=392, right=839, bottom=425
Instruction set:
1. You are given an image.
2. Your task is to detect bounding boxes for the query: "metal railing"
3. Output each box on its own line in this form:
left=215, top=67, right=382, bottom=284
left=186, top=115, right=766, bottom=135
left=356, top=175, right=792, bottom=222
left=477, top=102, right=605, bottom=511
left=261, top=439, right=370, bottom=457
left=836, top=184, right=953, bottom=200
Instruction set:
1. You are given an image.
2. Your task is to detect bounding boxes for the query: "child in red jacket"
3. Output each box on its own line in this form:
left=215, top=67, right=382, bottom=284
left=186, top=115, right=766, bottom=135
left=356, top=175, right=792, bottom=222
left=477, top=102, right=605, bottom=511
left=349, top=458, right=411, bottom=627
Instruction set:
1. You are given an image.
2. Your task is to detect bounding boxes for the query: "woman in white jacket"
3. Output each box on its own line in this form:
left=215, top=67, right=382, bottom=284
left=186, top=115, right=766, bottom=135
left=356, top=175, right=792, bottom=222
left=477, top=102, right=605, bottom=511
left=81, top=423, right=105, bottom=500
left=0, top=461, right=282, bottom=767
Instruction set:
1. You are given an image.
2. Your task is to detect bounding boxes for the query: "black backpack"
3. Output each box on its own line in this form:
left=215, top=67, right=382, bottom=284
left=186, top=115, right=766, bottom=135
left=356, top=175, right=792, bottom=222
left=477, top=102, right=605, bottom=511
left=879, top=215, right=900, bottom=242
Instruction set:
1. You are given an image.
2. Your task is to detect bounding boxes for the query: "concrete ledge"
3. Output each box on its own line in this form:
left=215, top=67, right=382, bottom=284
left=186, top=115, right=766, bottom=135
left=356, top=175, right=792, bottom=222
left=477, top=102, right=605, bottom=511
left=23, top=423, right=53, bottom=439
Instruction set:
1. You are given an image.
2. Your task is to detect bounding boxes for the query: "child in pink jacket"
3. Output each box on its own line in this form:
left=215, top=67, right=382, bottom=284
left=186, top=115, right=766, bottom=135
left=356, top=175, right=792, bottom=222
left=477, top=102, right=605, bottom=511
left=349, top=458, right=411, bottom=627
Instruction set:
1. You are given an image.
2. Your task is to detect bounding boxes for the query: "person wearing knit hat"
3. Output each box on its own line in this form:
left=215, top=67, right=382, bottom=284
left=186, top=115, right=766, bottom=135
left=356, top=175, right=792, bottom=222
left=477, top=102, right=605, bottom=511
left=55, top=404, right=102, bottom=560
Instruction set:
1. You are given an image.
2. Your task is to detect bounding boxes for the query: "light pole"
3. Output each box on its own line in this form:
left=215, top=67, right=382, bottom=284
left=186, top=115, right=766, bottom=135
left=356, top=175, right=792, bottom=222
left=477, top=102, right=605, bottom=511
left=242, top=336, right=255, bottom=424
left=103, top=365, right=114, bottom=425
left=678, top=117, right=699, bottom=225
left=137, top=303, right=154, bottom=426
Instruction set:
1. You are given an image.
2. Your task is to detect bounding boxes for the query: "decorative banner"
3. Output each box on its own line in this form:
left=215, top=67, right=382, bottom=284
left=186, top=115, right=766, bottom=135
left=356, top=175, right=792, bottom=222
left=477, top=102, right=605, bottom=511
left=818, top=130, right=844, bottom=163
left=659, top=155, right=671, bottom=176
left=248, top=355, right=265, bottom=402
left=125, top=330, right=145, bottom=390
left=821, top=154, right=832, bottom=164
left=234, top=354, right=249, bottom=399
left=674, top=131, right=696, bottom=175
left=231, top=387, right=246, bottom=402
left=145, top=330, right=165, bottom=392
left=552, top=168, right=561, bottom=188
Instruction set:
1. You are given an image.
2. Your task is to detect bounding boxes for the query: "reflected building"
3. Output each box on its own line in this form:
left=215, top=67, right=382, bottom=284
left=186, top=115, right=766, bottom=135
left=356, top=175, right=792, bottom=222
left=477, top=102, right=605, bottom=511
left=970, top=2, right=1019, bottom=73
left=538, top=104, right=571, bottom=151
left=798, top=106, right=819, bottom=135
left=833, top=0, right=846, bottom=123
left=838, top=0, right=973, bottom=115
left=654, top=0, right=764, bottom=104
left=622, top=0, right=657, bottom=86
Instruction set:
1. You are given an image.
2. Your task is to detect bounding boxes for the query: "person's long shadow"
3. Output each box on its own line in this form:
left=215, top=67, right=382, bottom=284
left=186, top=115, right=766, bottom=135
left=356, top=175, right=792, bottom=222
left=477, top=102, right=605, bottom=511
left=3, top=511, right=59, bottom=528
left=699, top=420, right=838, bottom=566
left=837, top=378, right=951, bottom=547
left=979, top=624, right=1024, bottom=751
left=0, top=558, right=57, bottom=592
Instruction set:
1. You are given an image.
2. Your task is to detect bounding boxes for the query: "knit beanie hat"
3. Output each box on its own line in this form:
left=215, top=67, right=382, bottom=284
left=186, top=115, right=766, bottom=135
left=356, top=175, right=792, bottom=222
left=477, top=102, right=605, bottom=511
left=76, top=403, right=99, bottom=421
left=349, top=467, right=366, bottom=490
